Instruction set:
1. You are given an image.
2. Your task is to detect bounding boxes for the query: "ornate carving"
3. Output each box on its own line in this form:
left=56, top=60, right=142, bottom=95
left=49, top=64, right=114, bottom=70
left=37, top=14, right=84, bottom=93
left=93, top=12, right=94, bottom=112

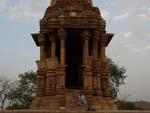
left=32, top=0, right=116, bottom=110
left=51, top=0, right=57, bottom=6
left=58, top=28, right=67, bottom=40
left=102, top=61, right=109, bottom=73
left=38, top=33, right=45, bottom=46
left=81, top=30, right=91, bottom=40
left=100, top=33, right=108, bottom=46
left=93, top=30, right=100, bottom=41
left=49, top=33, right=57, bottom=42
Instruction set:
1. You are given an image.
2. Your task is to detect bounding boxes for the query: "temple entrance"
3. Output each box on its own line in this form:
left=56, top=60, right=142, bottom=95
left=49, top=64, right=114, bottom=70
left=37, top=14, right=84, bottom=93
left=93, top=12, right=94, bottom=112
left=66, top=31, right=83, bottom=89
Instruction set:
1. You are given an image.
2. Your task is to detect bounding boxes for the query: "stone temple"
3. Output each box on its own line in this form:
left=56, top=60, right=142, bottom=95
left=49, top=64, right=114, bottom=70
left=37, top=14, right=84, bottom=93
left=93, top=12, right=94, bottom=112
left=31, top=0, right=116, bottom=111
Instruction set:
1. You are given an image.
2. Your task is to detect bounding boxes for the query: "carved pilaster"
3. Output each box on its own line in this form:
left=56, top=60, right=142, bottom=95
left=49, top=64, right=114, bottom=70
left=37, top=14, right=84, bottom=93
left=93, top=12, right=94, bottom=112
left=36, top=61, right=46, bottom=97
left=92, top=31, right=102, bottom=95
left=56, top=66, right=66, bottom=94
left=46, top=69, right=56, bottom=95
left=81, top=30, right=93, bottom=94
left=38, top=33, right=46, bottom=61
left=101, top=61, right=111, bottom=97
left=81, top=30, right=91, bottom=65
left=55, top=28, right=67, bottom=94
left=44, top=33, right=58, bottom=95
left=99, top=34, right=111, bottom=97
left=100, top=33, right=107, bottom=62
left=58, top=28, right=67, bottom=66
left=49, top=34, right=57, bottom=58
left=98, top=42, right=101, bottom=59
left=92, top=59, right=102, bottom=95
left=45, top=58, right=58, bottom=95
left=82, top=66, right=93, bottom=94
left=92, top=31, right=100, bottom=58
left=36, top=70, right=46, bottom=97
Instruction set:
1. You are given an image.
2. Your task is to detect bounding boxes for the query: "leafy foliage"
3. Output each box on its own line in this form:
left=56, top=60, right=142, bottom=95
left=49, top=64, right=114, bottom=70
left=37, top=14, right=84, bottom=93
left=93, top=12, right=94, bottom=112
left=116, top=100, right=143, bottom=110
left=108, top=58, right=127, bottom=99
left=7, top=71, right=36, bottom=109
left=0, top=76, right=13, bottom=110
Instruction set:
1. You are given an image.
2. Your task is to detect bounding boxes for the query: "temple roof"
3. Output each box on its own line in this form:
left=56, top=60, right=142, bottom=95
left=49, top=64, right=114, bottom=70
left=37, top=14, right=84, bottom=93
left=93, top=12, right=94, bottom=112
left=51, top=0, right=93, bottom=6
left=39, top=0, right=105, bottom=32
left=106, top=33, right=114, bottom=47
left=31, top=33, right=39, bottom=46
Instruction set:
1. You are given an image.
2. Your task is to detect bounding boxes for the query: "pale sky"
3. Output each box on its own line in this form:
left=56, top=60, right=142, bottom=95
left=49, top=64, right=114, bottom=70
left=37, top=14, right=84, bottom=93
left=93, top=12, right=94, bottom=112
left=0, top=0, right=150, bottom=101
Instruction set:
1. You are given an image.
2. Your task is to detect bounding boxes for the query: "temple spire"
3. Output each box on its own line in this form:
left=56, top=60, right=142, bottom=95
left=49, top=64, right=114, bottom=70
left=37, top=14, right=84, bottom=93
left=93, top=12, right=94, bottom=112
left=51, top=0, right=56, bottom=6
left=87, top=0, right=93, bottom=5
left=50, top=0, right=93, bottom=6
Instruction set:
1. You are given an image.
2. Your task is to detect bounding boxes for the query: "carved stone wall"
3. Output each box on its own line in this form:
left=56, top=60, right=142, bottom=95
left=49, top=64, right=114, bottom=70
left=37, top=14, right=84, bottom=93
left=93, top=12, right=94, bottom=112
left=31, top=0, right=116, bottom=110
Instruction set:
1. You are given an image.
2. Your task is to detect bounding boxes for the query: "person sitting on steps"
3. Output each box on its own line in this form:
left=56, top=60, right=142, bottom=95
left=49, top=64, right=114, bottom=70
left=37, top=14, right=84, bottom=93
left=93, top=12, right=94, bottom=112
left=78, top=92, right=87, bottom=106
left=78, top=92, right=96, bottom=111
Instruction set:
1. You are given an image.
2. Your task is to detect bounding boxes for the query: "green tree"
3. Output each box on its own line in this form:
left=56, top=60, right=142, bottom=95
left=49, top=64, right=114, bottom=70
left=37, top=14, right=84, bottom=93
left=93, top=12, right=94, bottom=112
left=0, top=76, right=13, bottom=110
left=108, top=58, right=127, bottom=99
left=7, top=71, right=36, bottom=109
left=117, top=100, right=143, bottom=110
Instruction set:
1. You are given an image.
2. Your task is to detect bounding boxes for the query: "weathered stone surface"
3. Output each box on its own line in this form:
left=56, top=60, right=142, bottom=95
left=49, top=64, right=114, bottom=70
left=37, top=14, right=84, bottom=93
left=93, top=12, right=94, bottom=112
left=1, top=110, right=150, bottom=113
left=31, top=0, right=116, bottom=110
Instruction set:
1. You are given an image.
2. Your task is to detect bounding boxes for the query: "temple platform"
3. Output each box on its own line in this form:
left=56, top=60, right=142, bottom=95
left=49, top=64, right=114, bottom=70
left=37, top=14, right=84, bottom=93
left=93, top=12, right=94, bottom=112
left=0, top=110, right=150, bottom=113
left=31, top=90, right=116, bottom=111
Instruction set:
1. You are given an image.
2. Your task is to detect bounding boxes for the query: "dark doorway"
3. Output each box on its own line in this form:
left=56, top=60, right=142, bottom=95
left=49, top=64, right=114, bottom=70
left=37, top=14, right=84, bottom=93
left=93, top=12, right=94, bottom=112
left=66, top=31, right=83, bottom=89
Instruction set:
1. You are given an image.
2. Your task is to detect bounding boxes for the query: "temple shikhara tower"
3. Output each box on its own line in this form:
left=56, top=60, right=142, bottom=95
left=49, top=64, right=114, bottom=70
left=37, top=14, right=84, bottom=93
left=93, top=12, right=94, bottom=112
left=31, top=0, right=116, bottom=110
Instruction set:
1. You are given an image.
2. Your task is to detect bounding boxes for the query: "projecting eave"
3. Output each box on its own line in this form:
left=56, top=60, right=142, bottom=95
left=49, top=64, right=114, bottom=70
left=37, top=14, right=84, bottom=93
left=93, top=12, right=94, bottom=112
left=106, top=33, right=114, bottom=47
left=31, top=33, right=40, bottom=46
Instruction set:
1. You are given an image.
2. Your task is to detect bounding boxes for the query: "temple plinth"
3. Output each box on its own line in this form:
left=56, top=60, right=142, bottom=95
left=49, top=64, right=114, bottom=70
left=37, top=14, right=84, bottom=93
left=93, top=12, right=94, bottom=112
left=31, top=0, right=116, bottom=110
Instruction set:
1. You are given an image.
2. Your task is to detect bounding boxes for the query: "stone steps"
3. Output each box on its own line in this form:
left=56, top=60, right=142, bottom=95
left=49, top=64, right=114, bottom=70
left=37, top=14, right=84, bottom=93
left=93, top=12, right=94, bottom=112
left=66, top=90, right=86, bottom=111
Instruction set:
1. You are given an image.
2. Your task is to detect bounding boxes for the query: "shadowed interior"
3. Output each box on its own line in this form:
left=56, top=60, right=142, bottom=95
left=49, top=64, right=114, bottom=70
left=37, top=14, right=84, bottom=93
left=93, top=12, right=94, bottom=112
left=66, top=31, right=83, bottom=89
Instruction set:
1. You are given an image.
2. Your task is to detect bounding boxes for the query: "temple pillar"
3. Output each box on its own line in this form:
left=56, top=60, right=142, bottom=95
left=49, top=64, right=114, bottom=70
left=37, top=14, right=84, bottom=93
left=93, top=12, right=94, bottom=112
left=46, top=34, right=57, bottom=95
left=36, top=33, right=46, bottom=97
left=81, top=30, right=93, bottom=94
left=56, top=28, right=67, bottom=94
left=39, top=34, right=46, bottom=61
left=58, top=28, right=67, bottom=66
left=82, top=30, right=90, bottom=65
left=36, top=70, right=46, bottom=97
left=92, top=31, right=102, bottom=95
left=98, top=43, right=101, bottom=59
left=51, top=40, right=56, bottom=58
left=100, top=34, right=111, bottom=97
left=92, top=31, right=99, bottom=58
